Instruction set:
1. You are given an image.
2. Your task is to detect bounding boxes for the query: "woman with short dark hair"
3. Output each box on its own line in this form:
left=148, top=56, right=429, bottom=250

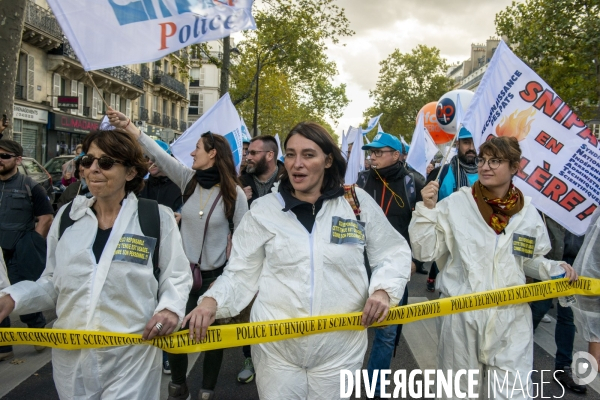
left=185, top=121, right=411, bottom=399
left=106, top=108, right=249, bottom=400
left=0, top=129, right=191, bottom=400
left=410, top=136, right=578, bottom=399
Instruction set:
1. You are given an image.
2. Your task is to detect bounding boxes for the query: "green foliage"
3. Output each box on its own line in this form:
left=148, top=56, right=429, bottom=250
left=495, top=0, right=600, bottom=120
left=228, top=0, right=353, bottom=138
left=363, top=45, right=455, bottom=142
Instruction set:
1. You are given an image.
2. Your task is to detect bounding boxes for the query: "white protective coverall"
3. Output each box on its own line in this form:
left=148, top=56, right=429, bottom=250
left=409, top=187, right=562, bottom=400
left=572, top=209, right=600, bottom=343
left=0, top=193, right=192, bottom=400
left=200, top=187, right=412, bottom=399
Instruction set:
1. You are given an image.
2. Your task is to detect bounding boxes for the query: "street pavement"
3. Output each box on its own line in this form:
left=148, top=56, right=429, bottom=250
left=2, top=267, right=599, bottom=399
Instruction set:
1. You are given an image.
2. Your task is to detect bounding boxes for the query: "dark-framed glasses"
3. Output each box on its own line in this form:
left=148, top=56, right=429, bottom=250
left=475, top=157, right=505, bottom=170
left=0, top=153, right=17, bottom=160
left=369, top=149, right=396, bottom=157
left=80, top=155, right=125, bottom=170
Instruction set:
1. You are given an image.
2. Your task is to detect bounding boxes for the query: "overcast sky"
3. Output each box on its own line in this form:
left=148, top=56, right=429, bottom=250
left=325, top=0, right=517, bottom=137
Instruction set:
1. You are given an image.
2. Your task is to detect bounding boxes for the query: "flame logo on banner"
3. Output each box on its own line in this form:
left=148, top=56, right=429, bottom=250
left=495, top=108, right=536, bottom=141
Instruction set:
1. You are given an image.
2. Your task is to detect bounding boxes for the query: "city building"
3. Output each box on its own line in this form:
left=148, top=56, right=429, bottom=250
left=12, top=0, right=189, bottom=164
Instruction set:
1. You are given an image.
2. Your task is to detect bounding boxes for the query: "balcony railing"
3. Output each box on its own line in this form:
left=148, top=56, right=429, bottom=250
left=83, top=106, right=90, bottom=117
left=15, top=83, right=25, bottom=100
left=140, top=107, right=149, bottom=122
left=180, top=121, right=188, bottom=131
left=162, top=114, right=170, bottom=128
left=25, top=1, right=62, bottom=40
left=101, top=66, right=143, bottom=89
left=152, top=111, right=161, bottom=125
left=171, top=117, right=179, bottom=130
left=140, top=65, right=150, bottom=80
left=190, top=80, right=200, bottom=87
left=153, top=70, right=187, bottom=98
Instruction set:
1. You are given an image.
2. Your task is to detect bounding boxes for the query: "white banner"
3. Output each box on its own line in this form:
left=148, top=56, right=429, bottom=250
left=406, top=112, right=439, bottom=178
left=46, top=0, right=256, bottom=70
left=362, top=114, right=382, bottom=135
left=345, top=127, right=365, bottom=185
left=171, top=93, right=243, bottom=171
left=462, top=40, right=600, bottom=235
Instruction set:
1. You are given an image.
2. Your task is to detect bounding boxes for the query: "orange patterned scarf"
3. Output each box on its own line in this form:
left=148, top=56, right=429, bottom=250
left=472, top=181, right=524, bottom=234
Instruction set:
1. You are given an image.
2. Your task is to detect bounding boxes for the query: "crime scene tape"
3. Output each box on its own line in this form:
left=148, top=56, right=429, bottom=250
left=1, top=277, right=598, bottom=354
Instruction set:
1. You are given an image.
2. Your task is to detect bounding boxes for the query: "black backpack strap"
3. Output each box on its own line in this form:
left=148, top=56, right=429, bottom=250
left=58, top=202, right=75, bottom=240
left=138, top=198, right=161, bottom=282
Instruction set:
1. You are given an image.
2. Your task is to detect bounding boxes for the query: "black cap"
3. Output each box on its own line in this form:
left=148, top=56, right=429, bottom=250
left=0, top=140, right=24, bottom=157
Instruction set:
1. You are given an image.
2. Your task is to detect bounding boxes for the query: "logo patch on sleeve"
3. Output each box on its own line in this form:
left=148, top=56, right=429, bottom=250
left=112, top=233, right=157, bottom=265
left=512, top=233, right=535, bottom=258
left=330, top=216, right=366, bottom=245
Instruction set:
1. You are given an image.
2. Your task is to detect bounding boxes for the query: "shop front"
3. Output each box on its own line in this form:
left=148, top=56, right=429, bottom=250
left=12, top=104, right=49, bottom=164
left=47, top=112, right=100, bottom=159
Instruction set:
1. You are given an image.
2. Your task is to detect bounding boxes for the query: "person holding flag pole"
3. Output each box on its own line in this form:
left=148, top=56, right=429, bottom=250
left=409, top=135, right=578, bottom=399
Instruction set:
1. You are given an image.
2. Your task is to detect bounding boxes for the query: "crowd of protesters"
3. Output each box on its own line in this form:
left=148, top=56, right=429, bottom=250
left=0, top=107, right=597, bottom=400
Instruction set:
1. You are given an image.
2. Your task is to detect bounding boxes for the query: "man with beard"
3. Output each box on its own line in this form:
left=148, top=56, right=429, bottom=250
left=0, top=140, right=53, bottom=360
left=240, top=135, right=282, bottom=206
left=425, top=129, right=478, bottom=292
left=237, top=135, right=282, bottom=383
left=357, top=132, right=424, bottom=399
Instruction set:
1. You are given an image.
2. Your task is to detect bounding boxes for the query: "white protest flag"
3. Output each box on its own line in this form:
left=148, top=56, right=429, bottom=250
left=462, top=40, right=600, bottom=235
left=274, top=134, right=284, bottom=163
left=99, top=115, right=116, bottom=131
left=341, top=129, right=349, bottom=161
left=171, top=93, right=243, bottom=170
left=240, top=116, right=251, bottom=143
left=46, top=0, right=256, bottom=70
left=344, top=127, right=365, bottom=185
left=377, top=123, right=384, bottom=134
left=406, top=112, right=439, bottom=178
left=362, top=114, right=383, bottom=135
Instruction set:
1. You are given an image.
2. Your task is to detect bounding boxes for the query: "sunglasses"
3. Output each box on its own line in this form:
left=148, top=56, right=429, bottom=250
left=0, top=153, right=17, bottom=160
left=80, top=155, right=125, bottom=170
left=202, top=131, right=215, bottom=149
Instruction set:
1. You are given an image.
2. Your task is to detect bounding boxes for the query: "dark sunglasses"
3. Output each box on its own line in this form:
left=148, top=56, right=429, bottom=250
left=80, top=155, right=125, bottom=170
left=0, top=153, right=17, bottom=160
left=202, top=131, right=215, bottom=149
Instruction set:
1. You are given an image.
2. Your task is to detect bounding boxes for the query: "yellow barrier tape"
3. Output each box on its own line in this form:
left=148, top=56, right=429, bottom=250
left=1, top=277, right=598, bottom=353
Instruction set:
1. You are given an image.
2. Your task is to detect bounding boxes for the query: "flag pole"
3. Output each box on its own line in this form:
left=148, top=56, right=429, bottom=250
left=86, top=72, right=111, bottom=111
left=435, top=131, right=458, bottom=182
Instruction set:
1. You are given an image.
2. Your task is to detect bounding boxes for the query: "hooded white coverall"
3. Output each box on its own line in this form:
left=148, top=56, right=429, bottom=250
left=200, top=187, right=412, bottom=399
left=409, top=187, right=562, bottom=400
left=573, top=209, right=600, bottom=343
left=0, top=193, right=192, bottom=400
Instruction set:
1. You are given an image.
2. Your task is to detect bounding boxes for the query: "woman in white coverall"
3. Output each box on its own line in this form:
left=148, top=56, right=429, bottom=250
left=186, top=122, right=412, bottom=399
left=572, top=209, right=600, bottom=367
left=0, top=130, right=192, bottom=400
left=409, top=136, right=578, bottom=400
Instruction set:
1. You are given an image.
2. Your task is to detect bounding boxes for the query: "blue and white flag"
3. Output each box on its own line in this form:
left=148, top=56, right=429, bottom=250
left=171, top=93, right=243, bottom=171
left=462, top=40, right=599, bottom=235
left=362, top=114, right=382, bottom=135
left=46, top=0, right=256, bottom=70
left=274, top=134, right=284, bottom=163
left=340, top=129, right=349, bottom=161
left=344, top=127, right=365, bottom=185
left=406, top=112, right=438, bottom=178
left=99, top=115, right=116, bottom=131
left=240, top=116, right=252, bottom=142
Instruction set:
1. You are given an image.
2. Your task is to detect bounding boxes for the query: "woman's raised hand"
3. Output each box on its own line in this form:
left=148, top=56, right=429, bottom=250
left=106, top=108, right=140, bottom=138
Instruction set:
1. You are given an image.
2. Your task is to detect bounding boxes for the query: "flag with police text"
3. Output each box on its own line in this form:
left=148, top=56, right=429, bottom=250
left=171, top=93, right=243, bottom=171
left=462, top=40, right=599, bottom=235
left=46, top=0, right=256, bottom=70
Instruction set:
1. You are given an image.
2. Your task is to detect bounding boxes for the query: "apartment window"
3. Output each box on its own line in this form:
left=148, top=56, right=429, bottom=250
left=162, top=99, right=168, bottom=115
left=189, top=94, right=199, bottom=115
left=152, top=95, right=158, bottom=112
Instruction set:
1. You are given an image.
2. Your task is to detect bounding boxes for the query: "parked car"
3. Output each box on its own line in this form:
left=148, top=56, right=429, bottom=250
left=44, top=155, right=75, bottom=185
left=18, top=157, right=54, bottom=204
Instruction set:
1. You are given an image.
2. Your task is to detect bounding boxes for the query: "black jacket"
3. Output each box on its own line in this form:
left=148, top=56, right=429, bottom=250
left=240, top=163, right=284, bottom=207
left=138, top=175, right=183, bottom=212
left=357, top=163, right=424, bottom=243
